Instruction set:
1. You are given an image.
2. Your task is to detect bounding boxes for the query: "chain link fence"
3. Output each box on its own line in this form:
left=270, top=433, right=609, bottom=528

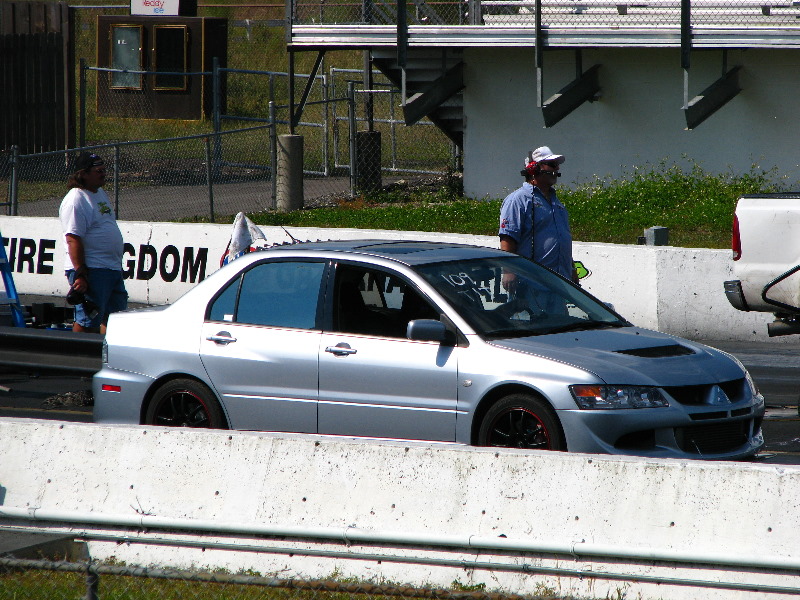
left=290, top=0, right=800, bottom=27
left=291, top=0, right=469, bottom=25
left=2, top=58, right=457, bottom=221
left=329, top=69, right=459, bottom=178
left=0, top=557, right=563, bottom=600
left=4, top=125, right=276, bottom=222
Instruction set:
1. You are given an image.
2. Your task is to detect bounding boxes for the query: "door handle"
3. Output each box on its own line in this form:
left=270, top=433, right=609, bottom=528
left=325, top=342, right=357, bottom=356
left=207, top=331, right=237, bottom=345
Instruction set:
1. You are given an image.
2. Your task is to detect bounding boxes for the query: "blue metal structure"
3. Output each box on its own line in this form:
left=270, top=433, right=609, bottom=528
left=0, top=230, right=26, bottom=327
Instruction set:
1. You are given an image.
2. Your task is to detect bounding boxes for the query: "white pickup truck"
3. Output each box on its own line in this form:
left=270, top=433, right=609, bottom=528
left=725, top=194, right=800, bottom=336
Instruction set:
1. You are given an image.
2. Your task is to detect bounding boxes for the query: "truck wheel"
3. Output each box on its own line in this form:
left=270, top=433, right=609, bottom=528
left=145, top=379, right=227, bottom=429
left=478, top=394, right=565, bottom=450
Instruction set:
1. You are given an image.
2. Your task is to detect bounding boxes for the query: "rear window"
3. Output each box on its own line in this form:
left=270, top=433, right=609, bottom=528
left=209, top=261, right=325, bottom=329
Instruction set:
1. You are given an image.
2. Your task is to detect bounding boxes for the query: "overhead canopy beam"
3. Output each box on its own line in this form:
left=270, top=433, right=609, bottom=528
left=402, top=62, right=464, bottom=126
left=683, top=65, right=741, bottom=130
left=541, top=63, right=601, bottom=128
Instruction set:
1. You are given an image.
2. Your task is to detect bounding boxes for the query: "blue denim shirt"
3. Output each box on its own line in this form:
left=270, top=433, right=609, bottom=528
left=499, top=182, right=574, bottom=279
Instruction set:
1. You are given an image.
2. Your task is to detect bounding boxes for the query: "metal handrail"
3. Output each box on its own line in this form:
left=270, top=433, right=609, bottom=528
left=761, top=263, right=800, bottom=314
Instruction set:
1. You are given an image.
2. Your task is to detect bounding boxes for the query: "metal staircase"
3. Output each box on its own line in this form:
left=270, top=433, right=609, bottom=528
left=371, top=48, right=465, bottom=148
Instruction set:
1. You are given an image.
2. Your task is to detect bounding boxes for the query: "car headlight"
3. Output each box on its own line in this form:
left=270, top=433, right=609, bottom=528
left=744, top=369, right=761, bottom=398
left=570, top=385, right=669, bottom=410
left=714, top=348, right=762, bottom=399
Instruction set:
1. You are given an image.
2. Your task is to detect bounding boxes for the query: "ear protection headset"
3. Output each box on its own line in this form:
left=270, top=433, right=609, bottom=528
left=521, top=162, right=537, bottom=178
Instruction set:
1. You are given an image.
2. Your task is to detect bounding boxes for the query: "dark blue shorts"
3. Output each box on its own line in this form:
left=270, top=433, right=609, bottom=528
left=66, top=268, right=128, bottom=328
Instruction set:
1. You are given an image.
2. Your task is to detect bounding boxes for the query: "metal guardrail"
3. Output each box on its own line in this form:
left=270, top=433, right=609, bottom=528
left=0, top=326, right=102, bottom=375
left=4, top=506, right=800, bottom=596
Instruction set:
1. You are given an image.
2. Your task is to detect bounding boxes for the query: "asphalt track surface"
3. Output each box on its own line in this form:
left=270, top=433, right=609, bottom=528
left=1, top=332, right=798, bottom=465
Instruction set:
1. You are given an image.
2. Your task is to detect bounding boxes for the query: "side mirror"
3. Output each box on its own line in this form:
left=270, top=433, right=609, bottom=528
left=407, top=319, right=448, bottom=342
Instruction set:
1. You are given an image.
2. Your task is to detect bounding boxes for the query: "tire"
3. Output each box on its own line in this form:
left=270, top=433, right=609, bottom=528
left=478, top=394, right=565, bottom=451
left=145, top=378, right=228, bottom=429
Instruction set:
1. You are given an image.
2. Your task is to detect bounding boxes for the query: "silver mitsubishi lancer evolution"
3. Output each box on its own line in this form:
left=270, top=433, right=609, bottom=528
left=94, top=240, right=765, bottom=459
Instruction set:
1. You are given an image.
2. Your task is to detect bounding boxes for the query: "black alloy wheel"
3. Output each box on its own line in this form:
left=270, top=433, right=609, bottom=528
left=478, top=394, right=565, bottom=450
left=145, top=378, right=227, bottom=429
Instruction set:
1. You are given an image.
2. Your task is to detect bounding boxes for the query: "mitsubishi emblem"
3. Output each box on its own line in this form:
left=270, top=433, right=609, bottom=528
left=709, top=385, right=730, bottom=406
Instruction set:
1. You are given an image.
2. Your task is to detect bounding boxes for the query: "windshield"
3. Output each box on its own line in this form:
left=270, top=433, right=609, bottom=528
left=415, top=255, right=628, bottom=339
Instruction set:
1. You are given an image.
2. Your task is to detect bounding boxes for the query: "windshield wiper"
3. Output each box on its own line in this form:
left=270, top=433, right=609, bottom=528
left=543, top=320, right=625, bottom=335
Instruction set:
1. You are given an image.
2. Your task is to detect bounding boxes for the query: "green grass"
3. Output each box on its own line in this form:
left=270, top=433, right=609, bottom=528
left=1, top=569, right=563, bottom=600
left=242, top=160, right=792, bottom=249
left=562, top=159, right=790, bottom=248
left=251, top=199, right=501, bottom=234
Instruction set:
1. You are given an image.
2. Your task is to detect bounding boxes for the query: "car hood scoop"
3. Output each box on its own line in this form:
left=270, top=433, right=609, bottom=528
left=489, top=327, right=743, bottom=386
left=613, top=344, right=695, bottom=358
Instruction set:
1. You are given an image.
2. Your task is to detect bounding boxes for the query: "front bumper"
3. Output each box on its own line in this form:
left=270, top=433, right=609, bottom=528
left=558, top=398, right=765, bottom=460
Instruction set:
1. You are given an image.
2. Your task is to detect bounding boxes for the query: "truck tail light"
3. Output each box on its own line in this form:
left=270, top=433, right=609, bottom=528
left=732, top=214, right=741, bottom=261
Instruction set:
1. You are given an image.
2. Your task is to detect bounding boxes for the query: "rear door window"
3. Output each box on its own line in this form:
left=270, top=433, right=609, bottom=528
left=209, top=261, right=326, bottom=329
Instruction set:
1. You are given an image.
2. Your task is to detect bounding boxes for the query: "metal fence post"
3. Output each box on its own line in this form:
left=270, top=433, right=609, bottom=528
left=79, top=59, right=87, bottom=148
left=390, top=88, right=398, bottom=170
left=347, top=82, right=357, bottom=197
left=205, top=136, right=216, bottom=222
left=269, top=101, right=277, bottom=209
left=269, top=73, right=276, bottom=108
left=85, top=563, right=99, bottom=600
left=468, top=0, right=482, bottom=24
left=323, top=74, right=330, bottom=177
left=364, top=52, right=374, bottom=132
left=212, top=57, right=221, bottom=136
left=9, top=146, right=19, bottom=216
left=289, top=51, right=296, bottom=135
left=113, top=145, right=120, bottom=218
left=212, top=57, right=223, bottom=178
left=285, top=0, right=295, bottom=42
left=331, top=69, right=341, bottom=170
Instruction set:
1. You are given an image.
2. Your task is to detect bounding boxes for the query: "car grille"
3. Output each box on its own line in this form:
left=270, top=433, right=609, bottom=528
left=675, top=420, right=751, bottom=454
left=662, top=378, right=746, bottom=405
left=615, top=344, right=695, bottom=358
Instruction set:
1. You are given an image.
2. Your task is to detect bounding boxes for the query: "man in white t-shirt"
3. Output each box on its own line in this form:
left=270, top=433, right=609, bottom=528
left=59, top=152, right=127, bottom=333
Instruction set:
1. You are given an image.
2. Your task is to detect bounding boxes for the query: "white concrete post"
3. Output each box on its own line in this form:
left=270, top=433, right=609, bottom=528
left=276, top=134, right=304, bottom=213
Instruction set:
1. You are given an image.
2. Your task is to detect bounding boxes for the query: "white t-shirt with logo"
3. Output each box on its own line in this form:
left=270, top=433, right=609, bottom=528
left=59, top=187, right=124, bottom=271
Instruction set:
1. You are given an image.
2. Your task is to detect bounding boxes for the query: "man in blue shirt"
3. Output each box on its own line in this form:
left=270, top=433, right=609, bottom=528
left=498, top=146, right=577, bottom=283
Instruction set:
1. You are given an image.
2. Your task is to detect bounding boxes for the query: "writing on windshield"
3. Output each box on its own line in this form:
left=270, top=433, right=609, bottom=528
left=417, top=256, right=624, bottom=339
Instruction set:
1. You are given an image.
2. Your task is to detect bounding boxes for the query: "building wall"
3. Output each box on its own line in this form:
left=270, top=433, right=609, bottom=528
left=462, top=47, right=800, bottom=199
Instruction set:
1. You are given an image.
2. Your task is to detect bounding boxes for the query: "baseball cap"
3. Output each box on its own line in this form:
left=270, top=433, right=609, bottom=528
left=525, top=146, right=565, bottom=167
left=74, top=152, right=104, bottom=172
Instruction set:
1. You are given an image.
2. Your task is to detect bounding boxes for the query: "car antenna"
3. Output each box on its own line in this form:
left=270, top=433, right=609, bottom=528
left=281, top=226, right=301, bottom=244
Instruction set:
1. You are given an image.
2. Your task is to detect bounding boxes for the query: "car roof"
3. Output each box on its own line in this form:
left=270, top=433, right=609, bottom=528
left=262, top=239, right=508, bottom=266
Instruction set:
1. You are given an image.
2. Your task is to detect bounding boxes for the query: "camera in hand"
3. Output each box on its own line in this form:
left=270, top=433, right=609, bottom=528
left=66, top=285, right=84, bottom=306
left=66, top=285, right=100, bottom=319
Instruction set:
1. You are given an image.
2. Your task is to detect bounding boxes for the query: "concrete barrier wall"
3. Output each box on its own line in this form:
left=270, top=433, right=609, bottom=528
left=0, top=215, right=777, bottom=340
left=1, top=419, right=799, bottom=600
